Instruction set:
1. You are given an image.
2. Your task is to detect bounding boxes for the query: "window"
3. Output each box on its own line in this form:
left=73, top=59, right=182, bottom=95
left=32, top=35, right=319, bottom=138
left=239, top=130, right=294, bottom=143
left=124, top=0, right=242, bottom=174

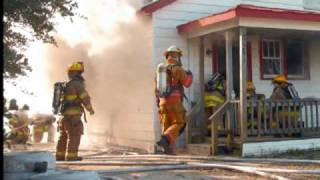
left=261, top=39, right=282, bottom=78
left=286, top=40, right=305, bottom=78
left=260, top=38, right=309, bottom=80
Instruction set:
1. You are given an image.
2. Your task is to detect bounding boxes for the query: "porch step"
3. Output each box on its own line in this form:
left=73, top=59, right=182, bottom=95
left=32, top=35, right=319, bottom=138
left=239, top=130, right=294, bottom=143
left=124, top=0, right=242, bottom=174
left=186, top=143, right=229, bottom=156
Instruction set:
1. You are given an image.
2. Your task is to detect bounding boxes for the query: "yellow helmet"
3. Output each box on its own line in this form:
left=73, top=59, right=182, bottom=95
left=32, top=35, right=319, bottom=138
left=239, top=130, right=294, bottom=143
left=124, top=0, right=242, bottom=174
left=164, top=45, right=182, bottom=57
left=68, top=62, right=84, bottom=73
left=247, top=81, right=255, bottom=91
left=273, top=74, right=288, bottom=83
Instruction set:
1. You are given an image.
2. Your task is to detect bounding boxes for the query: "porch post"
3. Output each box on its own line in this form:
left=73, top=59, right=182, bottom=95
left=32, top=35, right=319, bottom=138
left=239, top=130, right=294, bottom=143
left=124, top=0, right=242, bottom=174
left=225, top=30, right=234, bottom=151
left=239, top=27, right=248, bottom=142
left=199, top=36, right=207, bottom=140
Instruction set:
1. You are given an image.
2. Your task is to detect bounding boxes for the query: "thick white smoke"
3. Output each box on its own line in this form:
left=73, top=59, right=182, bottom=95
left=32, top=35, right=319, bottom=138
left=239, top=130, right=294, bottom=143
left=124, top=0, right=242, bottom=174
left=44, top=0, right=153, bottom=147
left=5, top=0, right=153, bottom=148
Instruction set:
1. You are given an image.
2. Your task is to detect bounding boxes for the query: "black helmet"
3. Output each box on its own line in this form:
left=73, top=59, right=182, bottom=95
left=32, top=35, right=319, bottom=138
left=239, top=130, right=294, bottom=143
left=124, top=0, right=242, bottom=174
left=8, top=99, right=18, bottom=110
left=206, top=72, right=224, bottom=91
left=22, top=104, right=30, bottom=111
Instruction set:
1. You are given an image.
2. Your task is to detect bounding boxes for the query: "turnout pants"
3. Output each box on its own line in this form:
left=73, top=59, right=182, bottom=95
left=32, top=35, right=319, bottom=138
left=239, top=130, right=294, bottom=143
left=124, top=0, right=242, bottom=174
left=56, top=115, right=83, bottom=160
left=33, top=125, right=55, bottom=143
left=159, top=103, right=186, bottom=148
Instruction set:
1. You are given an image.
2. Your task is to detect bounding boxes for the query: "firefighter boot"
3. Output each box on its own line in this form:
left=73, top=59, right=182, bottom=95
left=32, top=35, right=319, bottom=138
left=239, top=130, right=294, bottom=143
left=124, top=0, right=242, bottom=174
left=156, top=135, right=173, bottom=154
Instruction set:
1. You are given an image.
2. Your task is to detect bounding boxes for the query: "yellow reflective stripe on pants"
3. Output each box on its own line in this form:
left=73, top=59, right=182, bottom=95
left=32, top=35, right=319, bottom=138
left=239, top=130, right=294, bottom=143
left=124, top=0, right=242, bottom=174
left=205, top=96, right=224, bottom=104
left=67, top=152, right=77, bottom=158
left=56, top=151, right=65, bottom=156
left=205, top=102, right=218, bottom=108
left=63, top=108, right=82, bottom=115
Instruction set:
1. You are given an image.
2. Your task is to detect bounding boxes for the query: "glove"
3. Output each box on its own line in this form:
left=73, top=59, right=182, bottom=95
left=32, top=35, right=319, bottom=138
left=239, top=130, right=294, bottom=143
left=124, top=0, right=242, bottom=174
left=186, top=70, right=192, bottom=76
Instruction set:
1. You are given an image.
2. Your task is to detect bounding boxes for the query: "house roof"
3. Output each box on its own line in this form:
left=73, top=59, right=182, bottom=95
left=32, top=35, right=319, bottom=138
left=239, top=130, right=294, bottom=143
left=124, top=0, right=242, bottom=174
left=178, top=4, right=320, bottom=34
left=138, top=0, right=177, bottom=15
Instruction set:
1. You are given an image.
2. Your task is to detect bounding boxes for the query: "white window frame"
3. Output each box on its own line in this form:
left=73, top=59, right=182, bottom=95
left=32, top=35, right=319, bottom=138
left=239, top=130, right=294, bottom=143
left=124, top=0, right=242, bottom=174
left=261, top=39, right=283, bottom=79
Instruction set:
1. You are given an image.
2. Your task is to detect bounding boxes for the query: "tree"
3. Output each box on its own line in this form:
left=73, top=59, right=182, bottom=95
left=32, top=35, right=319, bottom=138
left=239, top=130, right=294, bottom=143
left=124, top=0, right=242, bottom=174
left=3, top=0, right=79, bottom=79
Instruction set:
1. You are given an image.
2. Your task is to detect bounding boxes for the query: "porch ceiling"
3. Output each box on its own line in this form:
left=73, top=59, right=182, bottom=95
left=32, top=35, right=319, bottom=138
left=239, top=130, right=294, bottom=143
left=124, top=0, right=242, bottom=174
left=247, top=28, right=320, bottom=39
left=177, top=4, right=320, bottom=38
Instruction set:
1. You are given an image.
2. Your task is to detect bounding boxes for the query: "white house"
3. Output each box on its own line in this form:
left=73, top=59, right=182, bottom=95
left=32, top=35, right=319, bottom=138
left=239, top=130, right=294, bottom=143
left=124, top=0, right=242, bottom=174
left=101, top=0, right=320, bottom=156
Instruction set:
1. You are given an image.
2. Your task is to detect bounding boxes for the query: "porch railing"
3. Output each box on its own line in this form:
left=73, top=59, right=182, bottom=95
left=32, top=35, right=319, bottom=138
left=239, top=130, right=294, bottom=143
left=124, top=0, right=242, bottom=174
left=186, top=98, right=320, bottom=155
left=185, top=101, right=201, bottom=144
left=230, top=99, right=320, bottom=138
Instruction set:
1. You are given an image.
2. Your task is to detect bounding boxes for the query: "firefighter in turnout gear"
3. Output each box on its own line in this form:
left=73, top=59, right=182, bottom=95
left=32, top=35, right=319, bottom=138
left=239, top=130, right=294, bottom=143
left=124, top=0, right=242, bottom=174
left=155, top=45, right=193, bottom=154
left=7, top=104, right=30, bottom=145
left=247, top=81, right=260, bottom=129
left=270, top=74, right=301, bottom=132
left=8, top=98, right=19, bottom=111
left=31, top=113, right=56, bottom=143
left=204, top=73, right=226, bottom=135
left=56, top=61, right=94, bottom=161
left=247, top=81, right=256, bottom=100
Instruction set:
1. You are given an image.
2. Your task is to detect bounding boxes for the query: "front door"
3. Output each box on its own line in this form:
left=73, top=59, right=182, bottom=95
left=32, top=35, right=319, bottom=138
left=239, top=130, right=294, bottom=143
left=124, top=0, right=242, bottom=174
left=213, top=42, right=240, bottom=98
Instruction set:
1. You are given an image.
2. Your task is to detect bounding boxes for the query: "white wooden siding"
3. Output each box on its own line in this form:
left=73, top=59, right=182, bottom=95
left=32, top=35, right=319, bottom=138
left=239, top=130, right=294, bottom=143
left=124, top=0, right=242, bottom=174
left=241, top=0, right=304, bottom=10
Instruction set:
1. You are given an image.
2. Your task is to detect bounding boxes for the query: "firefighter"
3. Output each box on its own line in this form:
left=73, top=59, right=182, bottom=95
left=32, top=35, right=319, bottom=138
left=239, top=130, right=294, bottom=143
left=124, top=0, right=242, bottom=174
left=247, top=81, right=258, bottom=129
left=270, top=75, right=299, bottom=100
left=31, top=113, right=56, bottom=143
left=270, top=75, right=301, bottom=132
left=247, top=81, right=256, bottom=100
left=4, top=97, right=7, bottom=113
left=8, top=98, right=19, bottom=111
left=22, top=104, right=30, bottom=111
left=246, top=81, right=268, bottom=129
left=56, top=61, right=94, bottom=161
left=155, top=45, right=193, bottom=154
left=204, top=73, right=226, bottom=135
left=3, top=97, right=10, bottom=118
left=7, top=103, right=30, bottom=145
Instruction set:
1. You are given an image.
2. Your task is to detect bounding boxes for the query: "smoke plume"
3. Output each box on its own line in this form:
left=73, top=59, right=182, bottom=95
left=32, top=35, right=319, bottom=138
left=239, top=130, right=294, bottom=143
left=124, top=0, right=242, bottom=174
left=42, top=0, right=153, bottom=147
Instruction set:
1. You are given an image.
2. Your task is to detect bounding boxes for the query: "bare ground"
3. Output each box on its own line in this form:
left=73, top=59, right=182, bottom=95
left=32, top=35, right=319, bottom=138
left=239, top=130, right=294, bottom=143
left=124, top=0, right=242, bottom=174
left=5, top=143, right=320, bottom=180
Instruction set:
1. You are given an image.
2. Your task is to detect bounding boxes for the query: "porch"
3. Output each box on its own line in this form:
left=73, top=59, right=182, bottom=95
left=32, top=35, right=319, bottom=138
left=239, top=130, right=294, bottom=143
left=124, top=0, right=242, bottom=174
left=178, top=5, right=320, bottom=156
